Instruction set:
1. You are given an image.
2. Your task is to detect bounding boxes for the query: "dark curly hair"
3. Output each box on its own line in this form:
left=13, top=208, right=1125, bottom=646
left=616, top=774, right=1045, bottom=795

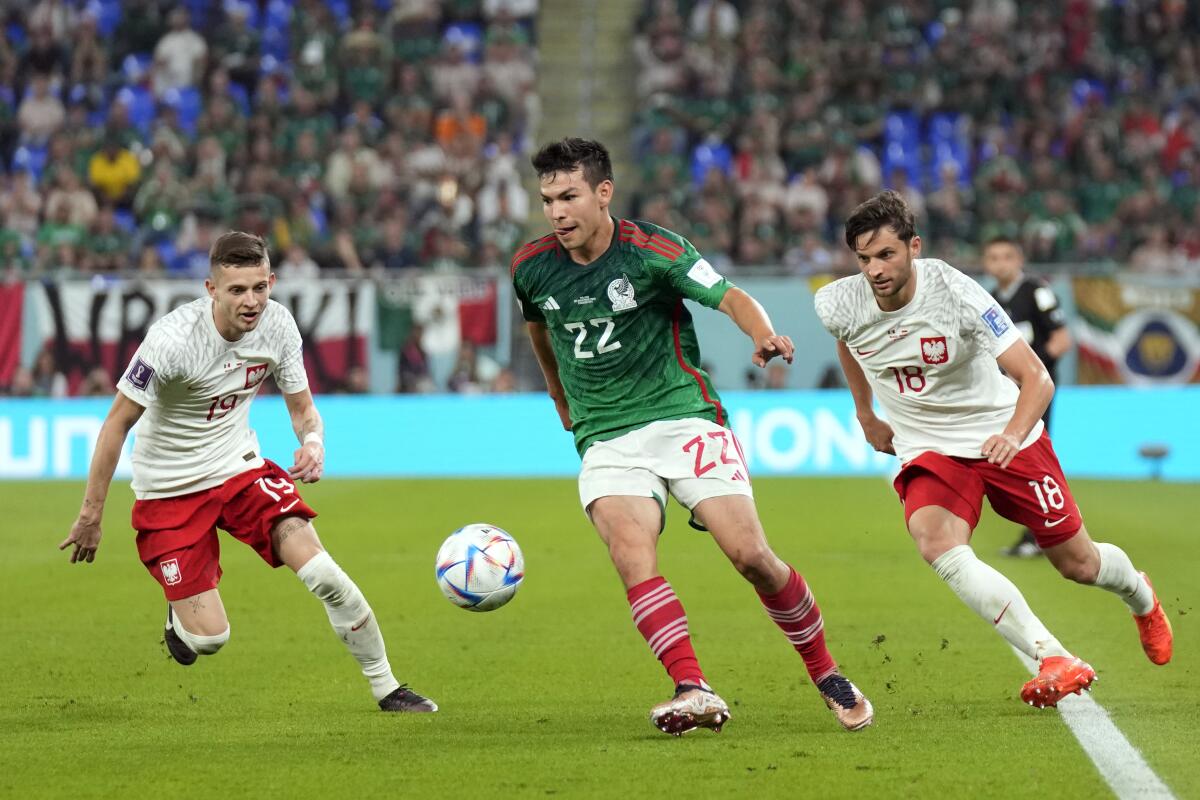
left=531, top=138, right=614, bottom=188
left=844, top=190, right=917, bottom=250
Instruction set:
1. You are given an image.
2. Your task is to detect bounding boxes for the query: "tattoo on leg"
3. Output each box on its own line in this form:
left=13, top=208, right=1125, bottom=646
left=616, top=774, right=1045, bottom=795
left=272, top=516, right=309, bottom=548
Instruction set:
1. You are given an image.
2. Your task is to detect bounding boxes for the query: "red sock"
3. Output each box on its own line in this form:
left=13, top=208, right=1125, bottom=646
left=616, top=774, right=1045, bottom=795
left=758, top=566, right=837, bottom=683
left=627, top=576, right=706, bottom=687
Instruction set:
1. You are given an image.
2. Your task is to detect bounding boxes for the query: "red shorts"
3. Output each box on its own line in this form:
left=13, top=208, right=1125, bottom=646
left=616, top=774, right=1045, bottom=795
left=132, top=460, right=317, bottom=601
left=892, top=431, right=1083, bottom=549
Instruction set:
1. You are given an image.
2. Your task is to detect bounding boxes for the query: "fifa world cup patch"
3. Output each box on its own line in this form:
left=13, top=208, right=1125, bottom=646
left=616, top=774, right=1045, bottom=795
left=686, top=258, right=723, bottom=289
left=920, top=336, right=948, bottom=364
left=982, top=305, right=1010, bottom=337
left=160, top=558, right=182, bottom=586
left=125, top=357, right=155, bottom=389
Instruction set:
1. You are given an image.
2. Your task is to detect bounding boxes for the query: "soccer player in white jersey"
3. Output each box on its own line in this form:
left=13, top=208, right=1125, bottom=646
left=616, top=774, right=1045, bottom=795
left=814, top=191, right=1173, bottom=708
left=59, top=232, right=436, bottom=713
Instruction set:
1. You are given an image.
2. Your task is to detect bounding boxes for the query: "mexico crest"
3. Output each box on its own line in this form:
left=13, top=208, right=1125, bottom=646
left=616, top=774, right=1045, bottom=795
left=608, top=274, right=637, bottom=312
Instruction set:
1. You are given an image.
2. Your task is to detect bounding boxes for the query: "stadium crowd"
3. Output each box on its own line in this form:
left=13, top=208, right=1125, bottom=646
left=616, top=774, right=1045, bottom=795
left=0, top=0, right=538, bottom=279
left=631, top=0, right=1200, bottom=275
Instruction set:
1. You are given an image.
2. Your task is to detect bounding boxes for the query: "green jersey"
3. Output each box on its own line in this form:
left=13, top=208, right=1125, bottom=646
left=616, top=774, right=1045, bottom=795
left=512, top=218, right=733, bottom=456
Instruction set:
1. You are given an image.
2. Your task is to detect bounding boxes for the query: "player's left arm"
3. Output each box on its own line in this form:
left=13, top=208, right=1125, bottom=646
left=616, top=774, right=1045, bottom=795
left=1034, top=283, right=1073, bottom=359
left=982, top=340, right=1054, bottom=469
left=718, top=288, right=795, bottom=367
left=283, top=388, right=325, bottom=483
left=652, top=231, right=794, bottom=367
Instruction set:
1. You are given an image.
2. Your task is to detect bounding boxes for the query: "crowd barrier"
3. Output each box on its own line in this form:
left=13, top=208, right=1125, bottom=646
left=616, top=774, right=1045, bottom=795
left=1, top=387, right=1195, bottom=482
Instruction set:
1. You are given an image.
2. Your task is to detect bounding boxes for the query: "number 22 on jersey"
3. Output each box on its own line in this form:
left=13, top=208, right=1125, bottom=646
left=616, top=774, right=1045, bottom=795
left=563, top=317, right=621, bottom=359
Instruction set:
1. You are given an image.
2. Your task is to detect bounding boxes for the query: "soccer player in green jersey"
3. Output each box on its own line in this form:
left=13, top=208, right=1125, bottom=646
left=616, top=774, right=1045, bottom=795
left=511, top=138, right=873, bottom=735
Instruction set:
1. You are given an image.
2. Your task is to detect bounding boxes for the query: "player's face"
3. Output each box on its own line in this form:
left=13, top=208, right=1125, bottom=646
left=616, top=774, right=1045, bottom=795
left=853, top=227, right=921, bottom=310
left=982, top=243, right=1023, bottom=286
left=540, top=168, right=613, bottom=251
left=206, top=261, right=275, bottom=340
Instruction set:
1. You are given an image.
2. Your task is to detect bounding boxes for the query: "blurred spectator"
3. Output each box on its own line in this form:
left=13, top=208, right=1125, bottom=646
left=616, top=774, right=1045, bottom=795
left=31, top=347, right=67, bottom=397
left=153, top=8, right=207, bottom=97
left=6, top=365, right=35, bottom=396
left=77, top=365, right=114, bottom=397
left=17, top=74, right=65, bottom=144
left=44, top=167, right=97, bottom=229
left=88, top=133, right=141, bottom=207
left=278, top=243, right=320, bottom=281
left=397, top=322, right=434, bottom=394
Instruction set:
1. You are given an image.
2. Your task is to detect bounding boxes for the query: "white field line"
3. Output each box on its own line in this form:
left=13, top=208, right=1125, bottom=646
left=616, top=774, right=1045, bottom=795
left=1010, top=647, right=1175, bottom=799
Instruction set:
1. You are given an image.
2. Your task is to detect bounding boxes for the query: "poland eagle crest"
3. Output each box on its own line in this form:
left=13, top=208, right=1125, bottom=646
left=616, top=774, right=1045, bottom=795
left=920, top=336, right=948, bottom=364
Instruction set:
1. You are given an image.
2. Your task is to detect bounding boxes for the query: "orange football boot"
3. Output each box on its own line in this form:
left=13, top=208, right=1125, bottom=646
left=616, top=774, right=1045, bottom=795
left=1020, top=655, right=1097, bottom=709
left=1134, top=572, right=1173, bottom=665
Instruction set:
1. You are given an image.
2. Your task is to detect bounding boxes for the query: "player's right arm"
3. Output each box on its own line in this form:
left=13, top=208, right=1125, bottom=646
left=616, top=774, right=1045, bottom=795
left=60, top=392, right=145, bottom=563
left=525, top=321, right=571, bottom=431
left=836, top=340, right=895, bottom=455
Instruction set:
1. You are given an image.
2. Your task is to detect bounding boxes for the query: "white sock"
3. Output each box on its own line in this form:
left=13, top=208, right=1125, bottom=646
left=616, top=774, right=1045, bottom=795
left=1093, top=542, right=1155, bottom=615
left=170, top=614, right=229, bottom=655
left=931, top=545, right=1070, bottom=661
left=297, top=551, right=401, bottom=701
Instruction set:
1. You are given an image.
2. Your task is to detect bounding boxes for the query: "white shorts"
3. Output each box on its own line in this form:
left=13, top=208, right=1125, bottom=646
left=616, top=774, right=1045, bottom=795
left=578, top=418, right=753, bottom=522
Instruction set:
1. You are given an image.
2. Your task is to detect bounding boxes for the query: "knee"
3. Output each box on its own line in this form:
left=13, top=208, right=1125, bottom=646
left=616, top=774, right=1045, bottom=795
left=912, top=524, right=960, bottom=565
left=1055, top=554, right=1100, bottom=584
left=298, top=552, right=350, bottom=604
left=730, top=544, right=783, bottom=590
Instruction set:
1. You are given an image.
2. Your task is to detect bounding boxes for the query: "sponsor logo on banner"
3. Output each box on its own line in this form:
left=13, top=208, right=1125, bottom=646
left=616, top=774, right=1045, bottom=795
left=921, top=337, right=948, bottom=364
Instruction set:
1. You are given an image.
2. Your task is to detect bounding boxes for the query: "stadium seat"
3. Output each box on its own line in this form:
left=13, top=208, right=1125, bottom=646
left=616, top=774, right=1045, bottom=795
left=162, top=87, right=202, bottom=136
left=11, top=144, right=48, bottom=184
left=115, top=85, right=156, bottom=137
left=690, top=141, right=733, bottom=186
left=113, top=209, right=136, bottom=233
left=227, top=83, right=251, bottom=116
left=89, top=0, right=122, bottom=37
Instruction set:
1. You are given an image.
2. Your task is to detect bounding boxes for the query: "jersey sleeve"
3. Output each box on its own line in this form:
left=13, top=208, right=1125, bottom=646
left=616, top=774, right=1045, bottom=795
left=274, top=309, right=309, bottom=394
left=1032, top=281, right=1067, bottom=331
left=512, top=271, right=546, bottom=324
left=117, top=324, right=177, bottom=406
left=638, top=227, right=729, bottom=311
left=956, top=271, right=1023, bottom=356
left=812, top=284, right=847, bottom=340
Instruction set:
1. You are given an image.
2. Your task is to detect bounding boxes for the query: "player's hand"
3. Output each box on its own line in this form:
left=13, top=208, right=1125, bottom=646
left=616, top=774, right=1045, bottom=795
left=859, top=415, right=896, bottom=455
left=551, top=394, right=572, bottom=431
left=289, top=440, right=324, bottom=483
left=981, top=433, right=1022, bottom=469
left=59, top=516, right=103, bottom=564
left=752, top=334, right=795, bottom=367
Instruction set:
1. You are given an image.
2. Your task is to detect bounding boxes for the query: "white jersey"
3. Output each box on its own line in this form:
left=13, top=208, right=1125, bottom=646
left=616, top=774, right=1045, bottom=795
left=117, top=297, right=309, bottom=499
left=814, top=258, right=1042, bottom=463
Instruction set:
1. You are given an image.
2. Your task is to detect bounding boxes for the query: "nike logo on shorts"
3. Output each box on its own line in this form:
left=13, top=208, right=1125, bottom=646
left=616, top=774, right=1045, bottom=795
left=1044, top=515, right=1070, bottom=528
left=856, top=348, right=879, bottom=356
left=280, top=499, right=300, bottom=512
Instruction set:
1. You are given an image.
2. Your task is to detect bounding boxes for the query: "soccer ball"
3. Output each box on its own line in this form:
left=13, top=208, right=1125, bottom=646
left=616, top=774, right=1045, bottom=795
left=435, top=524, right=525, bottom=612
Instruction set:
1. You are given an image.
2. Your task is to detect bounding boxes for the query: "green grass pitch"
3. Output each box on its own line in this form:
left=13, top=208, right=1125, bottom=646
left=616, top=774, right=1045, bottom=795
left=1, top=477, right=1196, bottom=798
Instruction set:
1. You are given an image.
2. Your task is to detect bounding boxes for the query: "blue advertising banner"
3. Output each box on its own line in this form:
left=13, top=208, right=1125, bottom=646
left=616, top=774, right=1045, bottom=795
left=1, top=388, right=1196, bottom=481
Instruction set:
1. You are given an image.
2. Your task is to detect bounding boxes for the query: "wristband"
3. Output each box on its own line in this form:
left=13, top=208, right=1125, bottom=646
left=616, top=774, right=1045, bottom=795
left=303, top=432, right=324, bottom=448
